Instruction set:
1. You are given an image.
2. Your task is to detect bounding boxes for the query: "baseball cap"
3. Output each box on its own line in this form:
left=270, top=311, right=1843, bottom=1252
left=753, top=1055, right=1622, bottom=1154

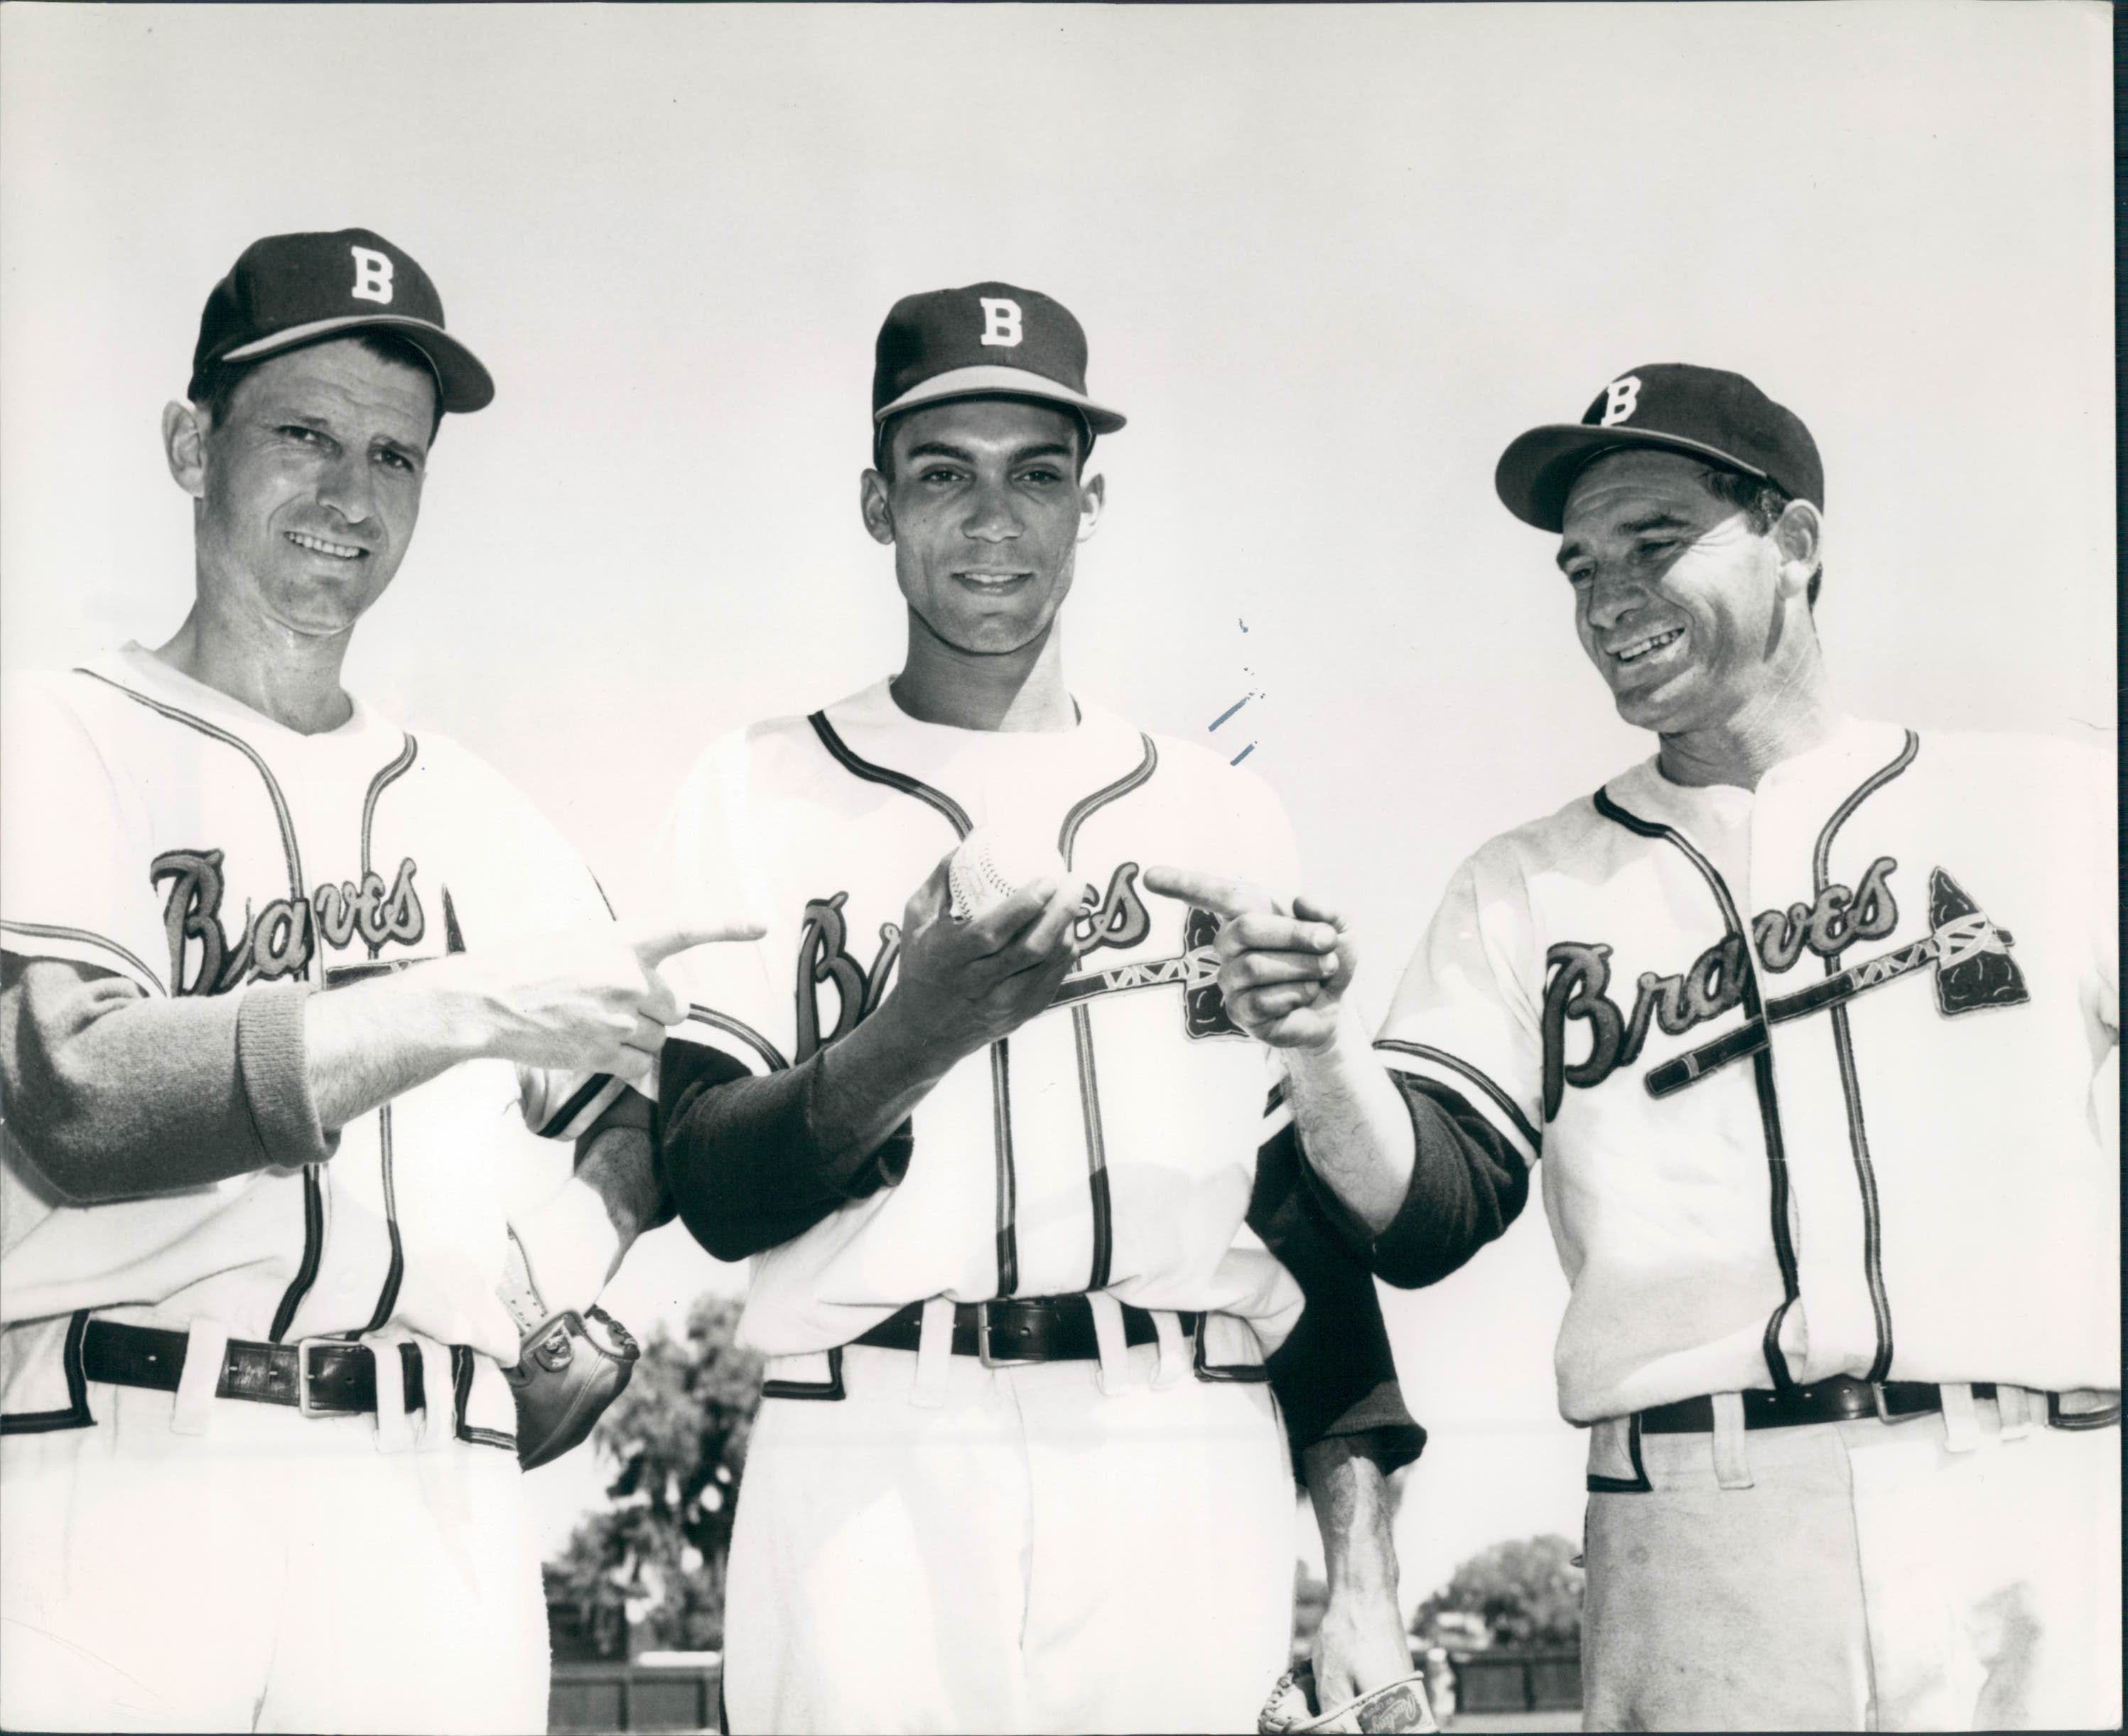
left=1494, top=363, right=1822, bottom=532
left=189, top=228, right=493, bottom=414
left=873, top=282, right=1125, bottom=439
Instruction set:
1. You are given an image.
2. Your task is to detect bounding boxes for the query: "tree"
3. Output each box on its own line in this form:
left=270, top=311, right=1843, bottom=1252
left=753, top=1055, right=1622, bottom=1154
left=1414, top=1533, right=1584, bottom=1649
left=545, top=1293, right=763, bottom=1658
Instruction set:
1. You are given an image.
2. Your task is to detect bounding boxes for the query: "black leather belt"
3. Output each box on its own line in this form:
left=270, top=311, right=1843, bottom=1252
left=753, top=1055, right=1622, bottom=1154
left=82, top=1320, right=431, bottom=1417
left=1629, top=1374, right=2128, bottom=1435
left=854, top=1296, right=1201, bottom=1366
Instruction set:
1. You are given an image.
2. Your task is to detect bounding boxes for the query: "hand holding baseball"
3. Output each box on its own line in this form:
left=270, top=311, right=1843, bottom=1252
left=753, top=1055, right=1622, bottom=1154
left=882, top=839, right=1084, bottom=1066
left=435, top=915, right=765, bottom=1084
left=1141, top=866, right=1356, bottom=1052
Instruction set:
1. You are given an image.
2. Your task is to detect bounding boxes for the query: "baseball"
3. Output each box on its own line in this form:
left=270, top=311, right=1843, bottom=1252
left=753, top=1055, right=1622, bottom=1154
left=948, top=826, right=1071, bottom=921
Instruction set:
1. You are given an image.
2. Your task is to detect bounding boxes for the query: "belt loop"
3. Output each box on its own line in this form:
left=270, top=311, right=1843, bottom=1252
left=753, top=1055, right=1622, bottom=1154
left=911, top=1296, right=956, bottom=1407
left=1994, top=1384, right=2034, bottom=1440
left=1939, top=1382, right=1982, bottom=1453
left=1150, top=1310, right=1189, bottom=1389
left=1085, top=1292, right=1130, bottom=1395
left=1710, top=1392, right=1754, bottom=1489
left=367, top=1334, right=414, bottom=1454
left=171, top=1320, right=231, bottom=1437
left=414, top=1339, right=455, bottom=1451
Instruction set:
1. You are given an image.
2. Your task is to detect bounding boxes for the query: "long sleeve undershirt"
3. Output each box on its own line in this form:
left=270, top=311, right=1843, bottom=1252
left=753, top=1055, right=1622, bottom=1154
left=0, top=956, right=333, bottom=1202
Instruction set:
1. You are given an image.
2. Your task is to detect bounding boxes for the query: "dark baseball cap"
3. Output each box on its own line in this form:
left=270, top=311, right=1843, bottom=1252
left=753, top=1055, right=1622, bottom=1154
left=873, top=282, right=1125, bottom=440
left=189, top=228, right=493, bottom=414
left=1494, top=363, right=1822, bottom=532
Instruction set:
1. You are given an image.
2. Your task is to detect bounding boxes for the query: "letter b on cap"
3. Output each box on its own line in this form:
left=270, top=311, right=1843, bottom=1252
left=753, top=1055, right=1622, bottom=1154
left=1599, top=375, right=1641, bottom=426
left=350, top=247, right=395, bottom=306
left=978, top=298, right=1022, bottom=347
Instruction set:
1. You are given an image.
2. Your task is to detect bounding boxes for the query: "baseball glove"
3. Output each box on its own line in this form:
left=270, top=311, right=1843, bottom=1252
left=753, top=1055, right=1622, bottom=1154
left=504, top=1305, right=640, bottom=1471
left=1259, top=1663, right=1438, bottom=1735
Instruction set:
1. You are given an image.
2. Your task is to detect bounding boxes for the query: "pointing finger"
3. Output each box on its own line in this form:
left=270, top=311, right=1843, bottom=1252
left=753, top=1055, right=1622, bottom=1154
left=632, top=917, right=767, bottom=966
left=1142, top=865, right=1272, bottom=919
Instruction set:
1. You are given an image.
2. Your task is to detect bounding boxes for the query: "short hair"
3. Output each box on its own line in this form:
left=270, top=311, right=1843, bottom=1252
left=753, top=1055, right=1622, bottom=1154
left=873, top=404, right=1093, bottom=480
left=1701, top=468, right=1822, bottom=610
left=192, top=330, right=445, bottom=443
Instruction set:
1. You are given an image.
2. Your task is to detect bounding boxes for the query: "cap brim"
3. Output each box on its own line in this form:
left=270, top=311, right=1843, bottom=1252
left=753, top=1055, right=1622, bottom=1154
left=220, top=314, right=494, bottom=414
left=874, top=364, right=1125, bottom=434
left=1494, top=424, right=1768, bottom=532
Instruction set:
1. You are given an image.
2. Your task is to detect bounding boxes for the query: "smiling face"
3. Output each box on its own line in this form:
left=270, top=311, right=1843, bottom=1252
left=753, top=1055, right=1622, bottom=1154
left=183, top=338, right=437, bottom=640
left=1555, top=449, right=1810, bottom=736
left=863, top=397, right=1102, bottom=659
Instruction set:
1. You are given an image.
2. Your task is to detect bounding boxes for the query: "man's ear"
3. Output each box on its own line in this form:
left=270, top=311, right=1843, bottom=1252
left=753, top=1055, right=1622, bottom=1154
left=1076, top=472, right=1106, bottom=545
left=1772, top=499, right=1820, bottom=600
left=163, top=400, right=209, bottom=500
left=860, top=468, right=895, bottom=546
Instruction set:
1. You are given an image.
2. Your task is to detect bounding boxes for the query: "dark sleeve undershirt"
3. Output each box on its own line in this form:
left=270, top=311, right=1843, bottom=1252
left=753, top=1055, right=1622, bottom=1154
left=1357, top=1072, right=1533, bottom=1291
left=656, top=1036, right=911, bottom=1263
left=1250, top=1118, right=1427, bottom=1475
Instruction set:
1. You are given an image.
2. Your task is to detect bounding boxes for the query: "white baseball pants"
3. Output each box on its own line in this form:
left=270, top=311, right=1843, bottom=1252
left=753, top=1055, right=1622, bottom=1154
left=0, top=1340, right=548, bottom=1735
left=722, top=1336, right=1296, bottom=1735
left=1582, top=1388, right=2122, bottom=1730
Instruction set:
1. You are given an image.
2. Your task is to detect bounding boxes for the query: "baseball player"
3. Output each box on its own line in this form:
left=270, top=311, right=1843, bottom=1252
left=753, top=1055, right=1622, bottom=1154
left=0, top=229, right=750, bottom=1734
left=650, top=284, right=1430, bottom=1734
left=1158, top=364, right=2120, bottom=1729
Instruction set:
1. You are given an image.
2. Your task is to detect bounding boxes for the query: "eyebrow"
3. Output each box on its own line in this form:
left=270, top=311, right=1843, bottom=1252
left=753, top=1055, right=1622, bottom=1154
left=902, top=440, right=1076, bottom=467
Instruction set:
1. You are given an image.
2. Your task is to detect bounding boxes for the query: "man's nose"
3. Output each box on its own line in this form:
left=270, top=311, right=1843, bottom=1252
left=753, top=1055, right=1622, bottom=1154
left=1584, top=564, right=1643, bottom=631
left=962, top=480, right=1022, bottom=543
left=315, top=451, right=374, bottom=527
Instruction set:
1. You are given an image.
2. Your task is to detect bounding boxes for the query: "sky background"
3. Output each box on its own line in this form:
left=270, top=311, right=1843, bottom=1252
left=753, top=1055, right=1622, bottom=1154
left=2, top=2, right=2113, bottom=1611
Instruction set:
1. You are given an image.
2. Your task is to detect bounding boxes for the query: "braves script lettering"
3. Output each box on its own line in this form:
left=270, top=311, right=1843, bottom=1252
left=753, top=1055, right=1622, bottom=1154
left=153, top=848, right=426, bottom=996
left=1541, top=856, right=1900, bottom=1117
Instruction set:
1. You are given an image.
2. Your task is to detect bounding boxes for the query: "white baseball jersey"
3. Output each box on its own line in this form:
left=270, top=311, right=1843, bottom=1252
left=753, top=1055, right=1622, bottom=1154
left=1378, top=716, right=2117, bottom=1423
left=659, top=679, right=1305, bottom=1363
left=0, top=645, right=620, bottom=1438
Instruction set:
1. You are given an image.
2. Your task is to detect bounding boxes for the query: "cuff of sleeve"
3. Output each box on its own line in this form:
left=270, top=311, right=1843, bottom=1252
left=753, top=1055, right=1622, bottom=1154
left=235, top=981, right=337, bottom=1165
left=1309, top=1384, right=1428, bottom=1476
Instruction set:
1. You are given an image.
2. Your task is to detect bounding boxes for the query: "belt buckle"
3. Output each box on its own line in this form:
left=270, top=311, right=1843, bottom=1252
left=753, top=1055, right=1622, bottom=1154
left=295, top=1337, right=348, bottom=1418
left=975, top=1302, right=1035, bottom=1369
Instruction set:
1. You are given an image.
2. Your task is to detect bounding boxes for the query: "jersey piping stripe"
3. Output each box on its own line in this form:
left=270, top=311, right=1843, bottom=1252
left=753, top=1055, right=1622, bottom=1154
left=1071, top=1005, right=1113, bottom=1290
left=1811, top=730, right=1918, bottom=1382
left=809, top=709, right=1030, bottom=1292
left=539, top=1072, right=623, bottom=1139
left=75, top=671, right=306, bottom=900
left=1055, top=733, right=1159, bottom=861
left=1592, top=789, right=1802, bottom=1391
left=686, top=1006, right=790, bottom=1075
left=806, top=711, right=973, bottom=839
left=0, top=920, right=168, bottom=996
left=353, top=735, right=418, bottom=1337
left=990, top=1041, right=1018, bottom=1295
left=1376, top=1038, right=1544, bottom=1159
left=75, top=673, right=331, bottom=1346
left=0, top=1310, right=93, bottom=1435
left=1055, top=733, right=1157, bottom=1294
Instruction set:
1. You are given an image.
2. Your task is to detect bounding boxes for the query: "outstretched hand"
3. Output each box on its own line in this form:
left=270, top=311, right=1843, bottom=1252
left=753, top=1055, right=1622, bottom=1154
left=1141, top=866, right=1356, bottom=1052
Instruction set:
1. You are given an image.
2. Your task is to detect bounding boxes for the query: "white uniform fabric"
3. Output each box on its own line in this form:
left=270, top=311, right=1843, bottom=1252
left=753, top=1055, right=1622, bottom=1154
left=1582, top=1397, right=2122, bottom=1730
left=726, top=1343, right=1295, bottom=1736
left=0, top=645, right=616, bottom=1733
left=1380, top=718, right=2117, bottom=1420
left=660, top=680, right=1310, bottom=1732
left=661, top=679, right=1306, bottom=1359
left=1378, top=716, right=2118, bottom=1730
